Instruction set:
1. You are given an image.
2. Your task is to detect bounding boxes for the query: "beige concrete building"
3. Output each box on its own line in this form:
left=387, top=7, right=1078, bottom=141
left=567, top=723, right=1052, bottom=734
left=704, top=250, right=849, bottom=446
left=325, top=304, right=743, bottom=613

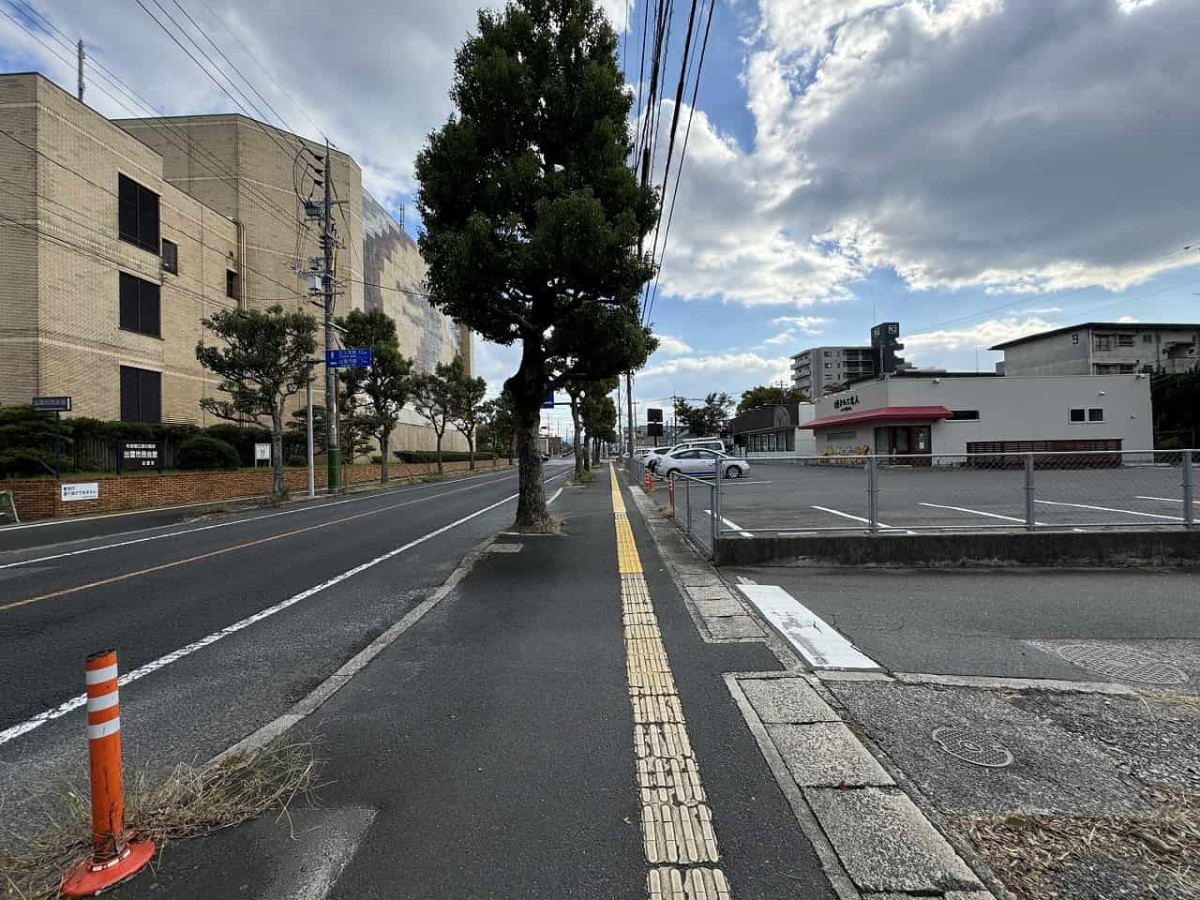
left=0, top=72, right=470, bottom=452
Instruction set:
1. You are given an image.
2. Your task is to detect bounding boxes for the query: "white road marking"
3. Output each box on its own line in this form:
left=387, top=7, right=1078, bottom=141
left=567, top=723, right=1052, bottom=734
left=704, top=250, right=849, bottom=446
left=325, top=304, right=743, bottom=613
left=0, top=481, right=554, bottom=748
left=736, top=584, right=879, bottom=670
left=918, top=502, right=1044, bottom=526
left=810, top=506, right=915, bottom=534
left=1034, top=499, right=1183, bottom=521
left=702, top=509, right=752, bottom=538
left=734, top=575, right=757, bottom=585
left=1136, top=495, right=1196, bottom=504
left=0, top=469, right=517, bottom=571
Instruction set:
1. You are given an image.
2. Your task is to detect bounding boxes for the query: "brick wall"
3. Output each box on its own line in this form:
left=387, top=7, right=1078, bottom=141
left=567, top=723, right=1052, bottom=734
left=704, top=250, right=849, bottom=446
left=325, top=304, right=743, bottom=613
left=5, top=459, right=512, bottom=521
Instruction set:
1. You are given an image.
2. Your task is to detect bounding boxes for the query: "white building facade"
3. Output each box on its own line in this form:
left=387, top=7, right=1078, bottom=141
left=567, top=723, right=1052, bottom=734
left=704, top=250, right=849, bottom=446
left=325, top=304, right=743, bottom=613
left=804, top=374, right=1153, bottom=459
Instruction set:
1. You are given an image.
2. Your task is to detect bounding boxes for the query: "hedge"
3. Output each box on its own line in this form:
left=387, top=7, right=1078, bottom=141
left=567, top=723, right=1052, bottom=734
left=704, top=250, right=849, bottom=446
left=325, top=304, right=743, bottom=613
left=177, top=436, right=241, bottom=471
left=393, top=450, right=497, bottom=464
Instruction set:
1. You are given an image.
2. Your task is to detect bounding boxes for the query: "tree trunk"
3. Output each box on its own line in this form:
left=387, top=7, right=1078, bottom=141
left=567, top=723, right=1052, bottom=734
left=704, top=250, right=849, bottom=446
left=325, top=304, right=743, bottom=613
left=379, top=428, right=390, bottom=483
left=435, top=432, right=444, bottom=474
left=468, top=434, right=476, bottom=470
left=514, top=412, right=547, bottom=528
left=270, top=409, right=285, bottom=498
left=570, top=397, right=583, bottom=479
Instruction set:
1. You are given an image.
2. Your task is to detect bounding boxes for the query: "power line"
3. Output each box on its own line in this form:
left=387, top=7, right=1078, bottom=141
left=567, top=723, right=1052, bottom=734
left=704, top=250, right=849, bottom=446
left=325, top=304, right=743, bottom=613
left=643, top=0, right=715, bottom=324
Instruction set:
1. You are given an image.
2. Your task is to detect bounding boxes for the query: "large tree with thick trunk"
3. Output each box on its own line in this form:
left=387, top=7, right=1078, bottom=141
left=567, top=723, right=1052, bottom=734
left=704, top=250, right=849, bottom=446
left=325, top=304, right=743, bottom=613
left=415, top=0, right=657, bottom=528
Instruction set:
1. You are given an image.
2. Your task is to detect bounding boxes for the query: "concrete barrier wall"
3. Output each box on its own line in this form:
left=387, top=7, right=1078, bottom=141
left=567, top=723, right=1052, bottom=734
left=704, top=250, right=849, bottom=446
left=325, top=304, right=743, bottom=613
left=6, top=459, right=512, bottom=520
left=714, top=529, right=1200, bottom=568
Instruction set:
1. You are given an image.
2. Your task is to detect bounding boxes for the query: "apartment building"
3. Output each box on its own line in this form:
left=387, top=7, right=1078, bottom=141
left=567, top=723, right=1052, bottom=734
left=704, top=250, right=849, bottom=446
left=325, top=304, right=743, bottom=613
left=992, top=323, right=1200, bottom=377
left=790, top=346, right=877, bottom=397
left=0, top=72, right=469, bottom=451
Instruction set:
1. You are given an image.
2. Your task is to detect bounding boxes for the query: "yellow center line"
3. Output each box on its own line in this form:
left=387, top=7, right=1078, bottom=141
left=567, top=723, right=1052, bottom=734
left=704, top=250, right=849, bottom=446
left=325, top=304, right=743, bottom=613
left=609, top=465, right=732, bottom=900
left=1, top=481, right=499, bottom=613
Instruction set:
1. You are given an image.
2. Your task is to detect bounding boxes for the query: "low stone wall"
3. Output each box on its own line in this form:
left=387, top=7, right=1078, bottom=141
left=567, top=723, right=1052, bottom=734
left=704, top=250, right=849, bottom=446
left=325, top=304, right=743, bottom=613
left=714, top=529, right=1200, bottom=568
left=5, top=459, right=511, bottom=521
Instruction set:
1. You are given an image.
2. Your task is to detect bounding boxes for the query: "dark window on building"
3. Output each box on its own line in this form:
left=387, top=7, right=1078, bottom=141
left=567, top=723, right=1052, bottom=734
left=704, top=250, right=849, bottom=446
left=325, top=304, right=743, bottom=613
left=1088, top=407, right=1104, bottom=422
left=1095, top=335, right=1113, bottom=351
left=1117, top=334, right=1135, bottom=347
left=119, top=366, right=162, bottom=423
left=226, top=269, right=238, bottom=298
left=118, top=272, right=161, bottom=337
left=1071, top=333, right=1079, bottom=344
left=161, top=238, right=178, bottom=275
left=1069, top=408, right=1086, bottom=422
left=1143, top=333, right=1154, bottom=343
left=117, top=173, right=160, bottom=253
left=948, top=410, right=980, bottom=420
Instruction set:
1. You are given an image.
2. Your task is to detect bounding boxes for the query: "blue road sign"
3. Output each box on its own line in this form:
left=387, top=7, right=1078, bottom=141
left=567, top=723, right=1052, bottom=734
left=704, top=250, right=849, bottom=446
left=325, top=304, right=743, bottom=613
left=326, top=348, right=372, bottom=369
left=541, top=392, right=556, bottom=409
left=32, top=395, right=71, bottom=412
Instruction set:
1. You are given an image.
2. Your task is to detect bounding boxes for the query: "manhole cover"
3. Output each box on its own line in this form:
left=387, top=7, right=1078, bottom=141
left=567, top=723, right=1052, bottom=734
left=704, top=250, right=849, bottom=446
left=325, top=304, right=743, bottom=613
left=932, top=726, right=1014, bottom=768
left=1055, top=644, right=1189, bottom=685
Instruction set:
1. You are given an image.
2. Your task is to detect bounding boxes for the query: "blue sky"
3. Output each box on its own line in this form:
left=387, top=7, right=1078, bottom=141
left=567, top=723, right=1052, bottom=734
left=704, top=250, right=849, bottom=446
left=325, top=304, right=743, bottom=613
left=3, top=0, right=1199, bottom=434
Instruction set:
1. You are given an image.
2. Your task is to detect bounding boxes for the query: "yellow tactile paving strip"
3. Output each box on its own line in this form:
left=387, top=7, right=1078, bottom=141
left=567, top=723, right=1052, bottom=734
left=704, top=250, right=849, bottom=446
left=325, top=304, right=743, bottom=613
left=610, top=466, right=733, bottom=900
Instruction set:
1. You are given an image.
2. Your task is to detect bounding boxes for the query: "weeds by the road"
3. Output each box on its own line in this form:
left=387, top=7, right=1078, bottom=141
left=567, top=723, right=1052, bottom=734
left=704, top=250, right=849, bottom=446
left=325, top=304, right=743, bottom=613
left=571, top=469, right=597, bottom=485
left=0, top=741, right=319, bottom=900
left=956, top=787, right=1200, bottom=899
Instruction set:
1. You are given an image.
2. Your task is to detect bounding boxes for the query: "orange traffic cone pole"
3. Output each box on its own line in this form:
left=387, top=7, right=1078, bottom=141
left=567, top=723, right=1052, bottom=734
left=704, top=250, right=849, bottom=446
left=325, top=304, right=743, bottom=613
left=61, top=650, right=155, bottom=897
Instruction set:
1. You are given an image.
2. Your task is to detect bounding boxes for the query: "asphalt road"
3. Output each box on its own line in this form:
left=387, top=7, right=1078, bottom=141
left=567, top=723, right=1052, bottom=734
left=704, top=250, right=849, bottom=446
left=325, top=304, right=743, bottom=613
left=724, top=565, right=1200, bottom=681
left=699, top=459, right=1194, bottom=533
left=0, top=464, right=571, bottom=819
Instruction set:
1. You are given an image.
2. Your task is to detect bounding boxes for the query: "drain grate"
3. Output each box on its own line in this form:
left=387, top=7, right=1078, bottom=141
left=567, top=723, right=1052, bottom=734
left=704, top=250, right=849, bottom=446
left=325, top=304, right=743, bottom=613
left=1056, top=644, right=1189, bottom=685
left=932, top=726, right=1014, bottom=768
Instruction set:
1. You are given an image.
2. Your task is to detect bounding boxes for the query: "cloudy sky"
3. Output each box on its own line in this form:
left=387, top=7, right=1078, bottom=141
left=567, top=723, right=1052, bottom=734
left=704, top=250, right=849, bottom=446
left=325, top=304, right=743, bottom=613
left=3, top=0, right=1198, bottom=431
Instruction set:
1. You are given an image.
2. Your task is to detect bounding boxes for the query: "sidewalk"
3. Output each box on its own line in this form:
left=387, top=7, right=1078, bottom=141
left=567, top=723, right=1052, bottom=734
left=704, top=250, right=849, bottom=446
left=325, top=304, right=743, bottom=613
left=116, top=466, right=832, bottom=899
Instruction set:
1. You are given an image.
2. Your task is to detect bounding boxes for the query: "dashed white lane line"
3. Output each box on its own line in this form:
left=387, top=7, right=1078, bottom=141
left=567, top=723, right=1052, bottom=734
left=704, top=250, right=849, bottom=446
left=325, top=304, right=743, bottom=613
left=0, top=476, right=568, bottom=748
left=918, top=501, right=1045, bottom=526
left=1034, top=499, right=1184, bottom=521
left=0, top=469, right=518, bottom=571
left=810, top=505, right=915, bottom=534
left=1136, top=495, right=1196, bottom=504
left=736, top=583, right=879, bottom=670
left=702, top=509, right=752, bottom=538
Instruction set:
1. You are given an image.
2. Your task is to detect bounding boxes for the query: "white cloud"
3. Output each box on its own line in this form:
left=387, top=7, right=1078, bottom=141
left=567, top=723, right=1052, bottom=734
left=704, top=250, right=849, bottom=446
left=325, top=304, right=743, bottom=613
left=770, top=315, right=829, bottom=333
left=640, top=352, right=793, bottom=384
left=653, top=334, right=693, bottom=356
left=903, top=317, right=1062, bottom=354
left=652, top=0, right=1200, bottom=310
left=761, top=331, right=797, bottom=346
left=1116, top=314, right=1140, bottom=323
left=472, top=339, right=521, bottom=397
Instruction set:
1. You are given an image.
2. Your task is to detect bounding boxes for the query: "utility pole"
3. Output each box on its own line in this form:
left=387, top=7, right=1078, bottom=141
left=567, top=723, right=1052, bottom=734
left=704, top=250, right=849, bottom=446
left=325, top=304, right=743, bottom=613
left=321, top=140, right=340, bottom=491
left=76, top=40, right=84, bottom=102
left=626, top=373, right=635, bottom=459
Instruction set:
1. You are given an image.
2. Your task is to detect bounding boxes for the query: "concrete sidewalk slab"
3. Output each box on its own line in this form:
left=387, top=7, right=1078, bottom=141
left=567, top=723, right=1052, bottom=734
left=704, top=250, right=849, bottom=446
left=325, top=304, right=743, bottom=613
left=769, top=722, right=895, bottom=787
left=806, top=787, right=982, bottom=894
left=740, top=677, right=839, bottom=724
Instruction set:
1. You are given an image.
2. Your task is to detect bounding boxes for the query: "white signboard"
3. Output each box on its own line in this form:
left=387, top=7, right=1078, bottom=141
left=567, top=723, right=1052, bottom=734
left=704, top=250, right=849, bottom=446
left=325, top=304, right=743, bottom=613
left=254, top=443, right=271, bottom=462
left=61, top=482, right=100, bottom=502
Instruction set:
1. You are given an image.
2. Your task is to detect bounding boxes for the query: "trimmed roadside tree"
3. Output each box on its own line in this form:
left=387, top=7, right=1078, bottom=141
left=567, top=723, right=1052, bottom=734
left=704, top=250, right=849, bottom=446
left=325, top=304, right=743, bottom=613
left=196, top=305, right=317, bottom=497
left=337, top=308, right=415, bottom=483
left=415, top=0, right=658, bottom=528
left=445, top=356, right=488, bottom=470
left=581, top=381, right=618, bottom=467
left=412, top=361, right=458, bottom=474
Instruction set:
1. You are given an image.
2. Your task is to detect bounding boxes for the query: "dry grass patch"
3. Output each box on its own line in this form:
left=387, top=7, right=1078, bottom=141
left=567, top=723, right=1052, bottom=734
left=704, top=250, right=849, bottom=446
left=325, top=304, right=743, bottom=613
left=955, top=788, right=1200, bottom=899
left=1, top=741, right=319, bottom=900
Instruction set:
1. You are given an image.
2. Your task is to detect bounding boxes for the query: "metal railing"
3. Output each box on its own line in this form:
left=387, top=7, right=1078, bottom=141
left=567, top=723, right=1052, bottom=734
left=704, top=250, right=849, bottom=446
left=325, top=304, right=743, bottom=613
left=629, top=454, right=722, bottom=558
left=652, top=449, right=1197, bottom=539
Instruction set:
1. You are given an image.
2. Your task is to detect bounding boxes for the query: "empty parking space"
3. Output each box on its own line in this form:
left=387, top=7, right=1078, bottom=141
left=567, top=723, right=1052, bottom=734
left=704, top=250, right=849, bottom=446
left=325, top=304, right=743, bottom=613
left=683, top=460, right=1194, bottom=534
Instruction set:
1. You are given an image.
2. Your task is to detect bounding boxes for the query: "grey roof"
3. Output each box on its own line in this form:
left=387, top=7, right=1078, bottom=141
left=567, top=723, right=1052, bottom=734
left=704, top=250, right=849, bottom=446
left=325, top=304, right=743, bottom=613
left=990, top=322, right=1200, bottom=351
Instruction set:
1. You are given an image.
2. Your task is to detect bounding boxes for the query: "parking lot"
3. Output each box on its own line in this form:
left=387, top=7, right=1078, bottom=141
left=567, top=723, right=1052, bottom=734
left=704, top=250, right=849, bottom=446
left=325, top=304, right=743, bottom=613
left=663, top=457, right=1195, bottom=536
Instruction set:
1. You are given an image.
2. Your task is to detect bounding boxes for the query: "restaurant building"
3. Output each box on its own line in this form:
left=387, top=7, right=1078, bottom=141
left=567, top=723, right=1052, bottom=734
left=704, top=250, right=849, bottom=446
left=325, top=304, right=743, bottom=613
left=803, top=372, right=1153, bottom=460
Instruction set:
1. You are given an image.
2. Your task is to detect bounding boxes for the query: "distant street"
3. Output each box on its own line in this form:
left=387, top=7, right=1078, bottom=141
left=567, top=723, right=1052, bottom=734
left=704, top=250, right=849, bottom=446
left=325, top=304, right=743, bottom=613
left=0, top=464, right=570, bottom=818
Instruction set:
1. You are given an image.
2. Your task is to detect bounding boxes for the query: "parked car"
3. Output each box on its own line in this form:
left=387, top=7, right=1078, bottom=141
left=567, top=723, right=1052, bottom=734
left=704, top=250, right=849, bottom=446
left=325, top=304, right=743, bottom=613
left=645, top=438, right=725, bottom=471
left=656, top=447, right=749, bottom=480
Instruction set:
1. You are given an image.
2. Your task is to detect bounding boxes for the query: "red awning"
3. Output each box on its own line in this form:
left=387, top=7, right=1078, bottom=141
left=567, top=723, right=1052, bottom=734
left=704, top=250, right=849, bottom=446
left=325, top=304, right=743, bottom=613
left=804, top=405, right=953, bottom=430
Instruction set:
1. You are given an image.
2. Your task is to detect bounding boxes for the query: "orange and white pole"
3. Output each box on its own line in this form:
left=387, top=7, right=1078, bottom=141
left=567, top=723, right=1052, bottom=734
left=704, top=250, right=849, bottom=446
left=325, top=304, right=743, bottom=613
left=668, top=475, right=675, bottom=513
left=644, top=469, right=653, bottom=493
left=61, top=650, right=154, bottom=897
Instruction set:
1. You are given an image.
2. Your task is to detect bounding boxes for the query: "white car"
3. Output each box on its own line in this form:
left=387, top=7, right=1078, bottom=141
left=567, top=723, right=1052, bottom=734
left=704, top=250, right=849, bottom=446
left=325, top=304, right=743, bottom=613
left=645, top=438, right=725, bottom=471
left=656, top=448, right=749, bottom=480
